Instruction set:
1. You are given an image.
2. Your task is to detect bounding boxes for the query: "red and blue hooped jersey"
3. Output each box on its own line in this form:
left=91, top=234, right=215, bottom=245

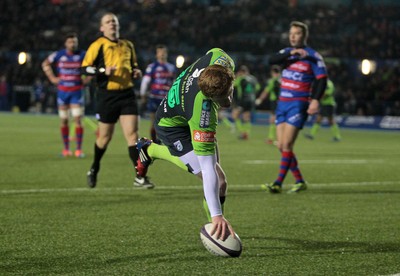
left=47, top=49, right=86, bottom=93
left=144, top=61, right=176, bottom=100
left=279, top=46, right=327, bottom=102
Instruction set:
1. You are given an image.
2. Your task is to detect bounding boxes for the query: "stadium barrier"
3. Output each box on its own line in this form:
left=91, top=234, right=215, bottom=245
left=251, top=111, right=400, bottom=131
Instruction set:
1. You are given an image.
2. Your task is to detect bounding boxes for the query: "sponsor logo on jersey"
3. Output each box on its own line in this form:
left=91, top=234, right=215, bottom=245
left=58, top=61, right=82, bottom=69
left=193, top=130, right=215, bottom=142
left=280, top=91, right=293, bottom=98
left=192, top=68, right=205, bottom=78
left=281, top=79, right=301, bottom=89
left=173, top=140, right=183, bottom=152
left=185, top=68, right=204, bottom=94
left=282, top=70, right=303, bottom=81
left=289, top=62, right=309, bottom=72
left=214, top=56, right=232, bottom=69
left=200, top=100, right=211, bottom=128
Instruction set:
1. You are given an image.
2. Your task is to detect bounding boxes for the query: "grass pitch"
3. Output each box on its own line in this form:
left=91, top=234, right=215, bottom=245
left=1, top=113, right=399, bottom=275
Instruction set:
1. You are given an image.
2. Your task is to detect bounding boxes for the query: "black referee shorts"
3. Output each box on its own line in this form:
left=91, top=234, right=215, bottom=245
left=96, top=88, right=139, bottom=123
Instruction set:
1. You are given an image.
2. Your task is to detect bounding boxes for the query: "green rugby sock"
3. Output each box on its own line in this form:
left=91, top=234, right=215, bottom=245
left=147, top=143, right=188, bottom=171
left=221, top=117, right=232, bottom=128
left=243, top=121, right=251, bottom=134
left=83, top=117, right=98, bottom=131
left=268, top=124, right=276, bottom=141
left=331, top=123, right=341, bottom=139
left=310, top=123, right=320, bottom=136
left=235, top=119, right=243, bottom=132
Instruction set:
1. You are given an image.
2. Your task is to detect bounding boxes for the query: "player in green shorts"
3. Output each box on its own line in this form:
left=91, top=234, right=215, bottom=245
left=304, top=79, right=342, bottom=141
left=135, top=48, right=237, bottom=240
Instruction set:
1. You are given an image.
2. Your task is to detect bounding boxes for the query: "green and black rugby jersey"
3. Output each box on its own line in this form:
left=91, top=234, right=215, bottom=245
left=155, top=48, right=235, bottom=156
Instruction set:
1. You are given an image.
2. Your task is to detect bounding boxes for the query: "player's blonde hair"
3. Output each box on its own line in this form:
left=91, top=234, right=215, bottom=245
left=198, top=65, right=235, bottom=99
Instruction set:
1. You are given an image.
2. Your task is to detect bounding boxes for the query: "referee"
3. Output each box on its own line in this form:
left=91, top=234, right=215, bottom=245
left=81, top=12, right=154, bottom=189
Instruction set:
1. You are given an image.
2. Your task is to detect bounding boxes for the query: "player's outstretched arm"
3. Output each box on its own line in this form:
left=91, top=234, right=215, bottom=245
left=198, top=154, right=235, bottom=240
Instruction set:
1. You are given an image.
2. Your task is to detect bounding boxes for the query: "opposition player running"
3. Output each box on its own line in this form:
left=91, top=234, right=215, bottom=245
left=135, top=48, right=237, bottom=240
left=42, top=33, right=90, bottom=158
left=265, top=21, right=328, bottom=193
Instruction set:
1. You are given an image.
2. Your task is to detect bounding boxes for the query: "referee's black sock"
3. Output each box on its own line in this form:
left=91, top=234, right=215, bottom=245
left=92, top=143, right=106, bottom=172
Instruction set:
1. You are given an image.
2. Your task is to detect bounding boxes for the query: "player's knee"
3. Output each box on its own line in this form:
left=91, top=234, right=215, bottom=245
left=71, top=107, right=83, bottom=118
left=97, top=137, right=111, bottom=148
left=58, top=109, right=68, bottom=119
left=280, top=141, right=292, bottom=151
left=97, top=132, right=112, bottom=147
left=60, top=120, right=68, bottom=127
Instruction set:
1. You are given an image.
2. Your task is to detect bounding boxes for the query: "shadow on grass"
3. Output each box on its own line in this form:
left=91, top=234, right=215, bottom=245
left=242, top=236, right=400, bottom=256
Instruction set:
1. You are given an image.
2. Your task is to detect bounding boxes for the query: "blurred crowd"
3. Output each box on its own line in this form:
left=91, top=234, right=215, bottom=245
left=0, top=0, right=399, bottom=116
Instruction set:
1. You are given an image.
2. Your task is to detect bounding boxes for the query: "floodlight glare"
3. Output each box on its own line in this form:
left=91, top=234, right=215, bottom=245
left=361, top=59, right=376, bottom=75
left=176, top=55, right=185, bottom=68
left=18, top=52, right=28, bottom=65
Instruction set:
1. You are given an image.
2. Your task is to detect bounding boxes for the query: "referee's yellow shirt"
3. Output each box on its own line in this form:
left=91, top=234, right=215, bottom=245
left=82, top=36, right=139, bottom=90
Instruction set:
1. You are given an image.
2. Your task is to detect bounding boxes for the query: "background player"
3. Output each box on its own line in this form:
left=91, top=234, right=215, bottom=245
left=265, top=21, right=328, bottom=193
left=42, top=32, right=90, bottom=158
left=304, top=78, right=341, bottom=141
left=232, top=65, right=260, bottom=140
left=256, top=65, right=281, bottom=144
left=140, top=45, right=176, bottom=143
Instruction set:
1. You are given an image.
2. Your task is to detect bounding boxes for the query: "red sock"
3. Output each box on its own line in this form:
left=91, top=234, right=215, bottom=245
left=61, top=126, right=69, bottom=150
left=75, top=126, right=84, bottom=150
left=290, top=153, right=304, bottom=183
left=275, top=151, right=292, bottom=185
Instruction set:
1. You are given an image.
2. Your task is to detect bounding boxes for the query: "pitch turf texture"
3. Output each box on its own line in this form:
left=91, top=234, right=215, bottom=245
left=1, top=113, right=399, bottom=275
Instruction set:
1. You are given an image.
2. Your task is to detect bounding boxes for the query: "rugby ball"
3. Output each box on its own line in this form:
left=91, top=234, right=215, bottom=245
left=200, top=223, right=242, bottom=257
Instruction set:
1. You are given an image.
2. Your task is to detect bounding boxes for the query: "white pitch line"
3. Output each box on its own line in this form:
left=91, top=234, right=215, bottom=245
left=243, top=159, right=385, bottom=164
left=1, top=181, right=399, bottom=195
